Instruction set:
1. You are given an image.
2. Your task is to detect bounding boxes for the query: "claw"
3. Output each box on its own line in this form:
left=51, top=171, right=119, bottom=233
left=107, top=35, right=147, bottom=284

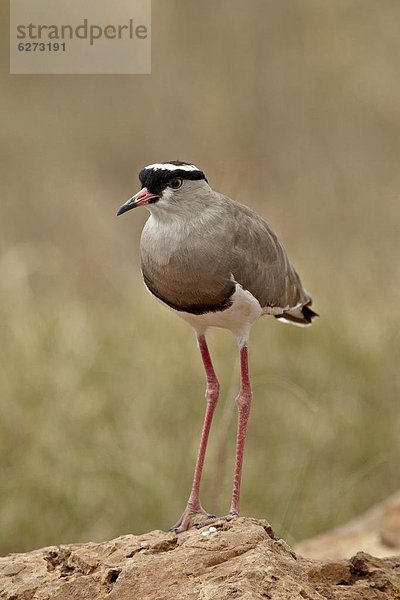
left=224, top=513, right=239, bottom=524
left=196, top=513, right=240, bottom=529
left=170, top=524, right=186, bottom=533
left=194, top=514, right=218, bottom=529
left=170, top=506, right=214, bottom=532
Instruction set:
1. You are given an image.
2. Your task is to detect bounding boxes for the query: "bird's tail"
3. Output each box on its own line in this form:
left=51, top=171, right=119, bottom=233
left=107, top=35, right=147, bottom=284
left=275, top=301, right=319, bottom=328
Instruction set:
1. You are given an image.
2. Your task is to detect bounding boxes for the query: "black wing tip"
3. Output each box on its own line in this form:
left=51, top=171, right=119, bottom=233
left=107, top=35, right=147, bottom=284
left=302, top=304, right=319, bottom=323
left=274, top=302, right=319, bottom=327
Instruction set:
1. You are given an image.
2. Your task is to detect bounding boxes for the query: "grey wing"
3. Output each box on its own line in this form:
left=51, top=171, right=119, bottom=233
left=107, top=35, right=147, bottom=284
left=226, top=199, right=313, bottom=316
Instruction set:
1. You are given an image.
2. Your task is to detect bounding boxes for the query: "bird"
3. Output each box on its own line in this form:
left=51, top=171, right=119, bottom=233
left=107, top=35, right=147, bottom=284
left=117, top=160, right=317, bottom=533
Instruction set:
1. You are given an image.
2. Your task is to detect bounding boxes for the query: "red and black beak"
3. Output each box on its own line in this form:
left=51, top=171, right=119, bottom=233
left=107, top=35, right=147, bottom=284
left=117, top=188, right=159, bottom=216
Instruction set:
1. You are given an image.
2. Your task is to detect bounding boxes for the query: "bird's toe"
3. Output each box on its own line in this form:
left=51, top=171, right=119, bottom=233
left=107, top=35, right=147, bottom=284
left=170, top=507, right=215, bottom=532
left=169, top=524, right=187, bottom=533
left=225, top=513, right=237, bottom=521
left=193, top=515, right=221, bottom=529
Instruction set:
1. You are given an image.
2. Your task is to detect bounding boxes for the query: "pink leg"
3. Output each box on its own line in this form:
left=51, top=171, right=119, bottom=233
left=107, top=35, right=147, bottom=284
left=171, top=334, right=220, bottom=532
left=229, top=343, right=252, bottom=517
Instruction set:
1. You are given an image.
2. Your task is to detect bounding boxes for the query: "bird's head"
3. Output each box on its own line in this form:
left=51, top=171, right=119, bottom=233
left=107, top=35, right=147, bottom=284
left=117, top=161, right=209, bottom=216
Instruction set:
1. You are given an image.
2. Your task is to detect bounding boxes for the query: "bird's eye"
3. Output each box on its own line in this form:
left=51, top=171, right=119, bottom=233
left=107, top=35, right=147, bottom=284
left=169, top=178, right=183, bottom=190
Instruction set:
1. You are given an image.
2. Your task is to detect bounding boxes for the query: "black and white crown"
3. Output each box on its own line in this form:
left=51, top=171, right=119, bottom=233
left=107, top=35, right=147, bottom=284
left=139, top=160, right=206, bottom=193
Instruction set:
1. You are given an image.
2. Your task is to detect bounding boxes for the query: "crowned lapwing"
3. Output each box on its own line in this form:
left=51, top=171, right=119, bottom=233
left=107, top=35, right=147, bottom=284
left=117, top=161, right=317, bottom=532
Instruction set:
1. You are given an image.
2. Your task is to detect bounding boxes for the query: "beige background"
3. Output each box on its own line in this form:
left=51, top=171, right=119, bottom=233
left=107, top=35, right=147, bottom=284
left=1, top=0, right=399, bottom=554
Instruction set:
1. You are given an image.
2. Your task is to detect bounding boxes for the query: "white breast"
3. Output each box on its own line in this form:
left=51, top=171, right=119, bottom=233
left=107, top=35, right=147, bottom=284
left=144, top=281, right=263, bottom=345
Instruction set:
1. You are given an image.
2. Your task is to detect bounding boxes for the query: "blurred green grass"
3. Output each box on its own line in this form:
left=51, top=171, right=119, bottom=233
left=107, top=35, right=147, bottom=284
left=1, top=286, right=399, bottom=553
left=1, top=0, right=400, bottom=553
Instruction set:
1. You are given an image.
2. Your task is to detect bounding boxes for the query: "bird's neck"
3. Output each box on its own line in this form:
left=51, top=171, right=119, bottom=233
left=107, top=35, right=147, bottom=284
left=147, top=201, right=222, bottom=231
left=141, top=202, right=223, bottom=265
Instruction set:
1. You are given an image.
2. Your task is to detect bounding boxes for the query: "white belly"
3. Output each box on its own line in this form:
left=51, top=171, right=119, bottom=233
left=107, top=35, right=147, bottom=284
left=147, top=283, right=263, bottom=343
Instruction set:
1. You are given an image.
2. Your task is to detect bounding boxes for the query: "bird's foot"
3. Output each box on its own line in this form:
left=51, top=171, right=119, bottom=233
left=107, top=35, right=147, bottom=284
left=193, top=512, right=239, bottom=530
left=170, top=505, right=216, bottom=533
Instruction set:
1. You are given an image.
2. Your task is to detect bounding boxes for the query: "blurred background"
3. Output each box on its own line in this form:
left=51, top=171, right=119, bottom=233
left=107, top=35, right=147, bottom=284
left=1, top=0, right=400, bottom=554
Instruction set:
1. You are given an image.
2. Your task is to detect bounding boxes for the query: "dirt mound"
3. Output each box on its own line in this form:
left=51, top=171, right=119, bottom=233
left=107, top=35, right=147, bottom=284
left=1, top=518, right=400, bottom=599
left=296, top=490, right=400, bottom=560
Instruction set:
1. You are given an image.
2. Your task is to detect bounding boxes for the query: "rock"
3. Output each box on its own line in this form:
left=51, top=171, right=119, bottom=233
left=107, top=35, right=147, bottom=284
left=0, top=518, right=399, bottom=599
left=296, top=490, right=400, bottom=560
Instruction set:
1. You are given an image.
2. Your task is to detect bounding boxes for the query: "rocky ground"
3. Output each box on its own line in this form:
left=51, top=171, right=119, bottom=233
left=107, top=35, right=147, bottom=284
left=296, top=490, right=400, bottom=560
left=1, top=517, right=400, bottom=600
